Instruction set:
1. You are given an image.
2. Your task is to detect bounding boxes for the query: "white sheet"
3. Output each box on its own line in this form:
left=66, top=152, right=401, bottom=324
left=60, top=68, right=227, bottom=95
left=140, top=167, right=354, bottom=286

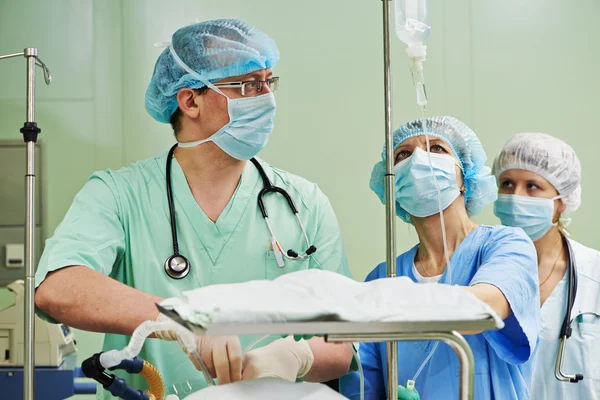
left=160, top=269, right=504, bottom=329
left=184, top=378, right=346, bottom=400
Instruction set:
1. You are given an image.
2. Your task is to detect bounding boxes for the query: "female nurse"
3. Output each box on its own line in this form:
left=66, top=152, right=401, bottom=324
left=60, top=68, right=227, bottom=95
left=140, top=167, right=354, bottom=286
left=341, top=117, right=541, bottom=400
left=493, top=132, right=600, bottom=400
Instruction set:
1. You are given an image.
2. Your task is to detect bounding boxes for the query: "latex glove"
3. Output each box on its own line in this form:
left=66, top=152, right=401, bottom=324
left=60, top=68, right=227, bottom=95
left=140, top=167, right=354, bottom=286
left=398, top=385, right=420, bottom=400
left=241, top=336, right=314, bottom=382
left=155, top=314, right=242, bottom=384
left=190, top=335, right=243, bottom=384
left=154, top=313, right=179, bottom=341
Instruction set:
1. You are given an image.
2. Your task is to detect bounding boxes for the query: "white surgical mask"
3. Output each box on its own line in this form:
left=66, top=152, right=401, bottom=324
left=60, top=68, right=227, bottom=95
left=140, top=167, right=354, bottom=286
left=494, top=194, right=562, bottom=241
left=170, top=45, right=276, bottom=160
left=394, top=148, right=461, bottom=218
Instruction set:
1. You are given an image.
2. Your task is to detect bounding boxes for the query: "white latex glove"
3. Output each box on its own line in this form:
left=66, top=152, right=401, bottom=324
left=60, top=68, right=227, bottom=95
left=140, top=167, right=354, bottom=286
left=154, top=313, right=179, bottom=340
left=190, top=335, right=243, bottom=384
left=154, top=314, right=242, bottom=384
left=241, top=337, right=314, bottom=382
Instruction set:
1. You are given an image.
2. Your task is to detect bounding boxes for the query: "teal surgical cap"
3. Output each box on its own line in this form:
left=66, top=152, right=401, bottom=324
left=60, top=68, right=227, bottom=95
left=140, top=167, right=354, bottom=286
left=145, top=19, right=280, bottom=124
left=370, top=116, right=498, bottom=223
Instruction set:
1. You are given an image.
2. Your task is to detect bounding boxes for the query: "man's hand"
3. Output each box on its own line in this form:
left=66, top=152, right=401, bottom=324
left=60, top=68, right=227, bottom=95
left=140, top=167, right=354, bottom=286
left=155, top=315, right=242, bottom=385
left=191, top=335, right=243, bottom=384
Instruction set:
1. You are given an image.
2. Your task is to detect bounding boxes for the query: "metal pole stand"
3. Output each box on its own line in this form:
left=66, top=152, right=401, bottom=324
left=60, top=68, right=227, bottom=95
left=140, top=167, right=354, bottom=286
left=0, top=47, right=52, bottom=400
left=328, top=330, right=476, bottom=400
left=381, top=0, right=398, bottom=398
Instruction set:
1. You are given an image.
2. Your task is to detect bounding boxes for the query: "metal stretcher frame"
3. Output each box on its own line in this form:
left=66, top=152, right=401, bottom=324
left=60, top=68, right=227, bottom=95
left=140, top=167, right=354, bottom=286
left=327, top=330, right=477, bottom=400
left=156, top=304, right=496, bottom=400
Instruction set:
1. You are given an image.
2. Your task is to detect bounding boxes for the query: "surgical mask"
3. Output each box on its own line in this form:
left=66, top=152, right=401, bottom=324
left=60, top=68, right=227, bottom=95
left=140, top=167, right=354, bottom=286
left=494, top=194, right=561, bottom=242
left=394, top=148, right=461, bottom=218
left=169, top=44, right=276, bottom=160
left=177, top=92, right=276, bottom=160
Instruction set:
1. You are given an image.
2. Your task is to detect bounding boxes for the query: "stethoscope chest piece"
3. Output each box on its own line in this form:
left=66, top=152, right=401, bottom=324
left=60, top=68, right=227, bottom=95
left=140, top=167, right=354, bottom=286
left=163, top=144, right=316, bottom=280
left=164, top=254, right=190, bottom=279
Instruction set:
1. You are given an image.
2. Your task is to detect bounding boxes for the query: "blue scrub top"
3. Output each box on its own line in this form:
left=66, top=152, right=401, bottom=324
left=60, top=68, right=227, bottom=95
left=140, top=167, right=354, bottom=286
left=341, top=225, right=541, bottom=400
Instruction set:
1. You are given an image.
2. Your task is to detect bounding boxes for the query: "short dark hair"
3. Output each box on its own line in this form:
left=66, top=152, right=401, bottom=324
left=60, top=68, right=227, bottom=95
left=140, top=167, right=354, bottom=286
left=170, top=87, right=210, bottom=136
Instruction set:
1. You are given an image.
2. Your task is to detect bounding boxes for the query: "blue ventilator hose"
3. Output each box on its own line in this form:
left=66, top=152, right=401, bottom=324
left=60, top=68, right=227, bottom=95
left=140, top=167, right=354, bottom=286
left=109, top=358, right=145, bottom=374
left=74, top=366, right=98, bottom=394
left=82, top=354, right=157, bottom=400
left=106, top=376, right=149, bottom=400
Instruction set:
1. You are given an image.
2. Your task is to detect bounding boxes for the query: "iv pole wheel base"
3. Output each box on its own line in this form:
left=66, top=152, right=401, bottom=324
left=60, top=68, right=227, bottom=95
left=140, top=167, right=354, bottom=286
left=20, top=122, right=41, bottom=143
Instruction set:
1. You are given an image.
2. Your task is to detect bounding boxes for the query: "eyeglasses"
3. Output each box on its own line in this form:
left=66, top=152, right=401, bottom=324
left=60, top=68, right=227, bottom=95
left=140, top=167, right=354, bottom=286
left=213, top=77, right=279, bottom=97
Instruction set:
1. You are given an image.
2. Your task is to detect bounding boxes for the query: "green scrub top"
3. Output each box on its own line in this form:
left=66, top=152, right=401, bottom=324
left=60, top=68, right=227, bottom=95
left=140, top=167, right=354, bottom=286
left=34, top=151, right=350, bottom=399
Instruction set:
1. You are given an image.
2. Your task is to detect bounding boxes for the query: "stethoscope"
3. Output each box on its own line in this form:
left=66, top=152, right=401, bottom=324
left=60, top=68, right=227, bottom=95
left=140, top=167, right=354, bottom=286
left=554, top=235, right=584, bottom=383
left=163, top=144, right=317, bottom=279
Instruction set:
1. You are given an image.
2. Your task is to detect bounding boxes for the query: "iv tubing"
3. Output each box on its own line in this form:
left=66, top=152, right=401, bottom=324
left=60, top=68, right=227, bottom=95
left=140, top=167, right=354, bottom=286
left=420, top=106, right=452, bottom=284
left=246, top=335, right=272, bottom=352
left=408, top=81, right=451, bottom=387
left=404, top=114, right=447, bottom=388
left=184, top=339, right=215, bottom=386
left=348, top=343, right=364, bottom=400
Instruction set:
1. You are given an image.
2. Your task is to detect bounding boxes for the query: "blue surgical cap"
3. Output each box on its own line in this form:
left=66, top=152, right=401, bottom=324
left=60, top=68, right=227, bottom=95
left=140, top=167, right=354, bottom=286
left=145, top=19, right=280, bottom=124
left=370, top=116, right=498, bottom=223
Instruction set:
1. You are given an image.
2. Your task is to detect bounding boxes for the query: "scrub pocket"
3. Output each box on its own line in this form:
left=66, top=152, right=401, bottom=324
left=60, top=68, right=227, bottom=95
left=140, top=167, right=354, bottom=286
left=571, top=312, right=600, bottom=380
left=265, top=250, right=310, bottom=280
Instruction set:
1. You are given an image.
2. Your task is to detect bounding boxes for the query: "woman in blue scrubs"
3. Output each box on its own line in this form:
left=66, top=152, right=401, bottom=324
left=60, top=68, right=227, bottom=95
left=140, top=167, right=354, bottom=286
left=341, top=117, right=541, bottom=400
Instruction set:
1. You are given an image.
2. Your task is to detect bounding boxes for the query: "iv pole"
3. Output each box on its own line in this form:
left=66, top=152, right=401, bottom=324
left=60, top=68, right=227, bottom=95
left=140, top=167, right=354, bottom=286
left=381, top=1, right=398, bottom=399
left=0, top=48, right=52, bottom=400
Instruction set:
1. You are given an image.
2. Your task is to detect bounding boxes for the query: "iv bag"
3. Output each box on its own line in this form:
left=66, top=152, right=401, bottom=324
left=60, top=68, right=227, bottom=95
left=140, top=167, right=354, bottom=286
left=394, top=0, right=430, bottom=47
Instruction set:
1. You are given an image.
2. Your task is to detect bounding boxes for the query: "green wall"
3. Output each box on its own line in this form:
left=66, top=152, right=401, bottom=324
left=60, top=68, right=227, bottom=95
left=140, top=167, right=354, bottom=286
left=1, top=0, right=598, bottom=398
left=0, top=0, right=121, bottom=397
